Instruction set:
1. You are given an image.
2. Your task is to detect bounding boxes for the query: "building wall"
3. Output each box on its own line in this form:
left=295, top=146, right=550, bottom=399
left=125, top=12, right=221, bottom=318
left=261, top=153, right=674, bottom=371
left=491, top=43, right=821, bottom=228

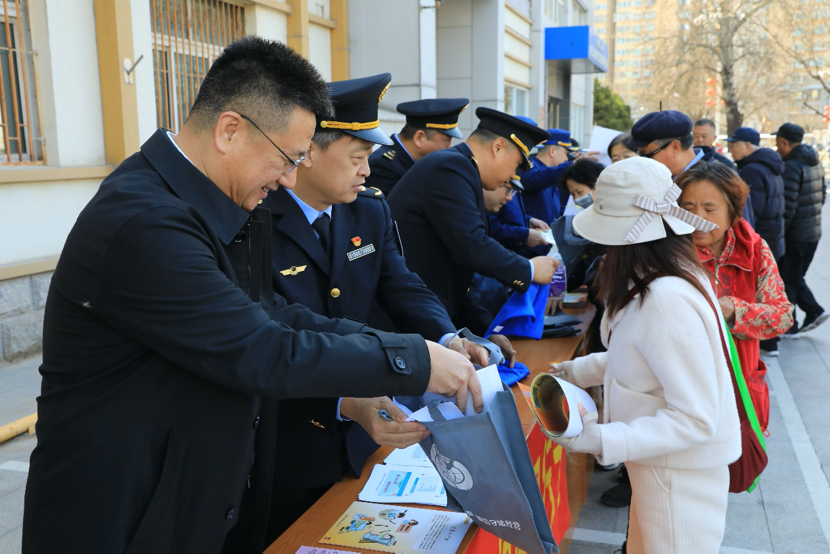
left=1, top=0, right=106, bottom=269
left=0, top=0, right=343, bottom=365
left=437, top=0, right=505, bottom=137
left=594, top=0, right=690, bottom=120
left=347, top=0, right=433, bottom=136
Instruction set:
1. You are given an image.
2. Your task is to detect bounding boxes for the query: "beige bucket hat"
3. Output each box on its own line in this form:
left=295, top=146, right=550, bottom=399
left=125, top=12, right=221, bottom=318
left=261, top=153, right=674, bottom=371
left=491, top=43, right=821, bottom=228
left=572, top=157, right=718, bottom=246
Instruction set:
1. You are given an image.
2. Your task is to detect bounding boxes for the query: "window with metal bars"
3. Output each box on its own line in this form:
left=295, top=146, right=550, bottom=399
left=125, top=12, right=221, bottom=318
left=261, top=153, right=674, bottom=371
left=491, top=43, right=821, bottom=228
left=0, top=0, right=42, bottom=165
left=150, top=0, right=245, bottom=133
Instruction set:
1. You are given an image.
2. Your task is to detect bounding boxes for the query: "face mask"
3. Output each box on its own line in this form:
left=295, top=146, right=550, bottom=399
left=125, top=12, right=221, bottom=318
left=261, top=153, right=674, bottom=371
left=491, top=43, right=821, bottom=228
left=574, top=192, right=593, bottom=208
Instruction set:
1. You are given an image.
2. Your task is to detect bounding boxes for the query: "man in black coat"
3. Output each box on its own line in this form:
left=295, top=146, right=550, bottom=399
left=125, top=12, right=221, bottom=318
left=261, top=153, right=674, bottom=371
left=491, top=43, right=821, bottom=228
left=365, top=98, right=469, bottom=195
left=22, top=37, right=480, bottom=554
left=386, top=108, right=558, bottom=338
left=727, top=127, right=788, bottom=355
left=693, top=118, right=736, bottom=169
left=727, top=127, right=786, bottom=259
left=258, top=74, right=488, bottom=545
left=775, top=123, right=828, bottom=336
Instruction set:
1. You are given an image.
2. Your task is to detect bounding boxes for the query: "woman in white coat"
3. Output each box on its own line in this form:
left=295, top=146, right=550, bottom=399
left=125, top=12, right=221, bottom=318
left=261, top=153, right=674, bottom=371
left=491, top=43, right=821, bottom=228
left=551, top=157, right=741, bottom=553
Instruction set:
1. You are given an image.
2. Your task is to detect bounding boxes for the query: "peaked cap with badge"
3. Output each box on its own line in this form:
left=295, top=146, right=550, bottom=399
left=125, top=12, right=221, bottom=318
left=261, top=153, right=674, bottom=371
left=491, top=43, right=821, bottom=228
left=397, top=97, right=470, bottom=139
left=475, top=107, right=550, bottom=171
left=542, top=128, right=573, bottom=148
left=318, top=73, right=393, bottom=146
left=366, top=97, right=470, bottom=195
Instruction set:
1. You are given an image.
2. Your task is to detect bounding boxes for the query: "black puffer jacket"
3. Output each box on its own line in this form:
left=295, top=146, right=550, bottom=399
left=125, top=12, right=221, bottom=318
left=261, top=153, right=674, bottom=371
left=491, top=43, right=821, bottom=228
left=736, top=147, right=785, bottom=257
left=782, top=144, right=826, bottom=243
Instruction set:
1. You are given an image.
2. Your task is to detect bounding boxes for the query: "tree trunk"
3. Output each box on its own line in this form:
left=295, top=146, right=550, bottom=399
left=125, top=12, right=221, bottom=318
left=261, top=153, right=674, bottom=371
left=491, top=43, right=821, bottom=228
left=721, top=22, right=744, bottom=136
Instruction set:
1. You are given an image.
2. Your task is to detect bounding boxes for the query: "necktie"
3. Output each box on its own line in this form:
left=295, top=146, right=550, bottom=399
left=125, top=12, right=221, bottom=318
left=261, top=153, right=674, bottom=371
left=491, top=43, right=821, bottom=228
left=312, top=213, right=331, bottom=256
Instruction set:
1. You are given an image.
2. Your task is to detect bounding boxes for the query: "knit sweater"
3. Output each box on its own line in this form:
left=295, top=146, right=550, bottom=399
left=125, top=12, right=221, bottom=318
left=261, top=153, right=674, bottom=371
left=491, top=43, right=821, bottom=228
left=570, top=274, right=742, bottom=469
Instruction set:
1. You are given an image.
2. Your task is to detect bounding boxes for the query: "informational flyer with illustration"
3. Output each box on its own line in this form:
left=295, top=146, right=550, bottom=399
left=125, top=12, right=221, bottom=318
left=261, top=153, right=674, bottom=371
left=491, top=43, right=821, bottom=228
left=358, top=464, right=446, bottom=507
left=319, top=501, right=471, bottom=553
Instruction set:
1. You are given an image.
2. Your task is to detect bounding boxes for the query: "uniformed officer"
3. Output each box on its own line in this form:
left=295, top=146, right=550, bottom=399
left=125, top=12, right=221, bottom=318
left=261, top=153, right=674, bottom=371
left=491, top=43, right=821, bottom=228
left=365, top=97, right=469, bottom=195
left=489, top=174, right=551, bottom=258
left=386, top=108, right=559, bottom=339
left=259, top=74, right=489, bottom=546
left=521, top=128, right=599, bottom=225
left=483, top=175, right=524, bottom=214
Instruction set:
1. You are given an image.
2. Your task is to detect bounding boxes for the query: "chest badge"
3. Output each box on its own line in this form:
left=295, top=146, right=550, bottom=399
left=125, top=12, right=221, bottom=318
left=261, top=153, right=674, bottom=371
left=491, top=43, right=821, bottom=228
left=351, top=236, right=362, bottom=247
left=347, top=244, right=376, bottom=262
left=280, top=265, right=307, bottom=276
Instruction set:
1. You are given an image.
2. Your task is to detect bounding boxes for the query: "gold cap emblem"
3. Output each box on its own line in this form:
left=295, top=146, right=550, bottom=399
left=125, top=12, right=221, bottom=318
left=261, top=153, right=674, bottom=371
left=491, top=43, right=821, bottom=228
left=378, top=82, right=391, bottom=103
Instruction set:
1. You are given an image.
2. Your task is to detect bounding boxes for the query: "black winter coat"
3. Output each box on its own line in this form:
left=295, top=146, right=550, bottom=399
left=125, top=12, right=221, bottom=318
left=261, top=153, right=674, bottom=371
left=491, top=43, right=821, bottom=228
left=22, top=129, right=431, bottom=554
left=736, top=147, right=786, bottom=258
left=782, top=144, right=826, bottom=243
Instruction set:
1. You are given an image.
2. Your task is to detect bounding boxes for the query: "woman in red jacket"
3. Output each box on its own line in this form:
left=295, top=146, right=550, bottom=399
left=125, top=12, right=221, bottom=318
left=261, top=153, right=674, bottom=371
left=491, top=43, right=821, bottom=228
left=677, top=163, right=793, bottom=430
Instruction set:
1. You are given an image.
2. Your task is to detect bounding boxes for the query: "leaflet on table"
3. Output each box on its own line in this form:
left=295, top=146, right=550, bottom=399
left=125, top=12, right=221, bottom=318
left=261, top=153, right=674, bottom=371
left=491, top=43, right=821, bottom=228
left=294, top=546, right=354, bottom=554
left=319, top=501, right=471, bottom=553
left=383, top=444, right=433, bottom=468
left=358, top=463, right=446, bottom=507
left=518, top=373, right=597, bottom=438
left=406, top=364, right=503, bottom=422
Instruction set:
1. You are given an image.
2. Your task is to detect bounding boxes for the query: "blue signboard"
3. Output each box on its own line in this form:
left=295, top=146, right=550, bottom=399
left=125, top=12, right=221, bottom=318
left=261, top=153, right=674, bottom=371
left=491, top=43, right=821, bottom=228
left=545, top=25, right=608, bottom=74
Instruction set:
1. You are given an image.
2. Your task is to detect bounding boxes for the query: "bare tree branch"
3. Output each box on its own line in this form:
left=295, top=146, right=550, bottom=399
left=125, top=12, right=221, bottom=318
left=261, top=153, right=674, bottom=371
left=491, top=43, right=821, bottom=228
left=803, top=102, right=826, bottom=119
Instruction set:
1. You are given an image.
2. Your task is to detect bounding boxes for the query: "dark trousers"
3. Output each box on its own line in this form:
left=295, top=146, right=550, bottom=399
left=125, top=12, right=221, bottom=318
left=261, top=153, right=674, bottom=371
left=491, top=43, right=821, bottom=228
left=779, top=240, right=824, bottom=331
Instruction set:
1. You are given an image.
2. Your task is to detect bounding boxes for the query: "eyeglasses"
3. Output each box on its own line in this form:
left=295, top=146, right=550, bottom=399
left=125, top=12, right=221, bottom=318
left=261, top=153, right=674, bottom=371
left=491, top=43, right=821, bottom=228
left=501, top=183, right=520, bottom=196
left=638, top=140, right=673, bottom=159
left=239, top=114, right=305, bottom=175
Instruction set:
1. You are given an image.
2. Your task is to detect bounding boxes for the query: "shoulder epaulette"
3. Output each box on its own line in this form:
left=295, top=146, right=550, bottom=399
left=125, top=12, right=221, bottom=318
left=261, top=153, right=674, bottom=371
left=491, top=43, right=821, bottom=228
left=382, top=150, right=396, bottom=160
left=357, top=185, right=385, bottom=199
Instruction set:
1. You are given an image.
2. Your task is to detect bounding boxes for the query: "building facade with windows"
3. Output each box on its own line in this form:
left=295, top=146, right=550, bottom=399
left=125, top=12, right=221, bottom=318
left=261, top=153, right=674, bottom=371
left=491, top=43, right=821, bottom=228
left=594, top=0, right=667, bottom=119
left=0, top=0, right=603, bottom=364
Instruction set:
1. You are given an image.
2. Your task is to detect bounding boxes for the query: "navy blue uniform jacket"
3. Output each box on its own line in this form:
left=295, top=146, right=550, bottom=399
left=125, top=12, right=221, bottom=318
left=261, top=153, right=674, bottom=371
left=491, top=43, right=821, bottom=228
left=490, top=195, right=535, bottom=258
left=365, top=135, right=415, bottom=196
left=520, top=156, right=572, bottom=224
left=22, top=129, right=431, bottom=554
left=263, top=185, right=454, bottom=490
left=386, top=143, right=531, bottom=331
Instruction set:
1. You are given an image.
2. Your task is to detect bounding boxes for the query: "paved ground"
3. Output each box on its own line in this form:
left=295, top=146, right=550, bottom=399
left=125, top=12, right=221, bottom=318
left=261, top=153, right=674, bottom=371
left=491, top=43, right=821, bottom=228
left=2, top=221, right=830, bottom=553
left=0, top=355, right=38, bottom=553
